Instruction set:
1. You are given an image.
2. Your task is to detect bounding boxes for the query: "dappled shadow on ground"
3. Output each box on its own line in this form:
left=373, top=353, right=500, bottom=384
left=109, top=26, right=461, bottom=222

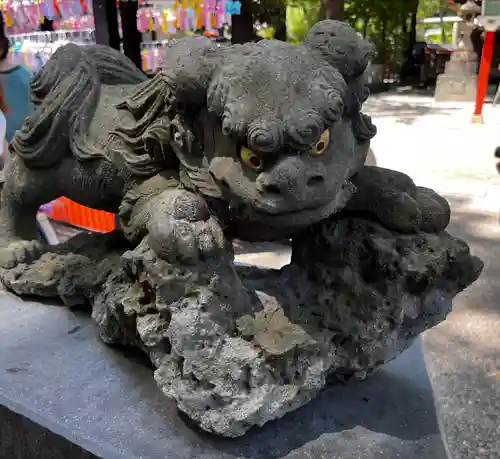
left=364, top=94, right=462, bottom=125
left=422, top=326, right=500, bottom=459
left=445, top=194, right=500, bottom=314
left=419, top=194, right=500, bottom=459
left=364, top=85, right=496, bottom=126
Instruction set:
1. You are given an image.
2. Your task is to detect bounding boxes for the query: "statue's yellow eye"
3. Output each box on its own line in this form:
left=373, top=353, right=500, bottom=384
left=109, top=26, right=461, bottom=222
left=310, top=129, right=330, bottom=157
left=240, top=146, right=264, bottom=171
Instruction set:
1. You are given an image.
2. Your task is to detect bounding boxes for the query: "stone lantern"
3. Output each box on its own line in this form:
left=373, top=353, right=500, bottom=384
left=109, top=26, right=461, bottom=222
left=434, top=0, right=482, bottom=101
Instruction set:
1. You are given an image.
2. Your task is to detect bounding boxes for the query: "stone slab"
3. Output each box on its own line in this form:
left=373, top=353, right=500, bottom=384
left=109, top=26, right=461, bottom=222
left=0, top=292, right=450, bottom=459
left=434, top=74, right=478, bottom=102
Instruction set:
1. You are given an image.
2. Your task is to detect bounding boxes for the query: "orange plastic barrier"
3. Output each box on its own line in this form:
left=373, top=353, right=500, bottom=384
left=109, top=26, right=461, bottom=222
left=43, top=197, right=116, bottom=233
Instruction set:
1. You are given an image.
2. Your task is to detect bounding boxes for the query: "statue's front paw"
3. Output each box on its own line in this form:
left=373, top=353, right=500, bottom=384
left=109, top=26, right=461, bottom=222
left=148, top=215, right=226, bottom=264
left=415, top=186, right=450, bottom=233
left=146, top=194, right=226, bottom=264
left=348, top=167, right=450, bottom=234
left=0, top=240, right=43, bottom=269
left=367, top=186, right=450, bottom=234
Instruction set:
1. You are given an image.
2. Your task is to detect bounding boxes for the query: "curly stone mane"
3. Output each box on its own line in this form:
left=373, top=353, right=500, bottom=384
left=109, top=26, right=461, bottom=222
left=110, top=73, right=181, bottom=176
left=10, top=21, right=376, bottom=176
left=153, top=21, right=377, bottom=157
left=112, top=21, right=377, bottom=172
left=10, top=44, right=147, bottom=169
left=205, top=39, right=377, bottom=151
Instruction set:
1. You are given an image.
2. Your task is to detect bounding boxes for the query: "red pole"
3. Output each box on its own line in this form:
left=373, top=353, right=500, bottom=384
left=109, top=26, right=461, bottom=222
left=473, top=30, right=495, bottom=120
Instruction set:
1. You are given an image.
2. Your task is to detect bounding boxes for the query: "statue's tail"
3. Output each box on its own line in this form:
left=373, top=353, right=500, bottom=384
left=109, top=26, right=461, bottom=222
left=10, top=44, right=147, bottom=169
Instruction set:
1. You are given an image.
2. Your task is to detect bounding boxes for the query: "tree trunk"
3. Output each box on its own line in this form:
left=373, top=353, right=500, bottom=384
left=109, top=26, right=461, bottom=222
left=381, top=17, right=387, bottom=51
left=272, top=2, right=287, bottom=41
left=318, top=0, right=344, bottom=21
left=362, top=18, right=369, bottom=39
left=231, top=0, right=254, bottom=44
left=405, top=2, right=419, bottom=58
left=439, top=0, right=447, bottom=44
left=380, top=16, right=388, bottom=73
left=119, top=0, right=142, bottom=70
left=274, top=19, right=287, bottom=41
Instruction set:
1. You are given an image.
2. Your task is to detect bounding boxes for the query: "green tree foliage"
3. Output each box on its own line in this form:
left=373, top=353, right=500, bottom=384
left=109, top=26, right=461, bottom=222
left=289, top=0, right=456, bottom=68
left=286, top=0, right=321, bottom=42
left=416, top=0, right=456, bottom=45
left=231, top=0, right=288, bottom=43
left=242, top=0, right=457, bottom=71
left=344, top=0, right=421, bottom=69
left=254, top=0, right=287, bottom=40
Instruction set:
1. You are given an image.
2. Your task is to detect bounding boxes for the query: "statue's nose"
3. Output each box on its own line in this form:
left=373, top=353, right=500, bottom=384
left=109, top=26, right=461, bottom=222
left=256, top=157, right=326, bottom=200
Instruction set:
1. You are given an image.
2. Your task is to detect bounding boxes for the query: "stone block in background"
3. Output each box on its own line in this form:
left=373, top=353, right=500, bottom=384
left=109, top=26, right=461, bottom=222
left=434, top=21, right=478, bottom=103
left=434, top=73, right=478, bottom=102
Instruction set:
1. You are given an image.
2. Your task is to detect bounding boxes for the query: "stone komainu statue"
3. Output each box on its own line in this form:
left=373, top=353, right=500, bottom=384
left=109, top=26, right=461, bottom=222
left=0, top=21, right=482, bottom=438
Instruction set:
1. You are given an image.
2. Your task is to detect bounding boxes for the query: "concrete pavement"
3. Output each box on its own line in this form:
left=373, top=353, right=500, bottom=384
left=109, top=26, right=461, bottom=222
left=365, top=90, right=500, bottom=459
left=423, top=195, right=500, bottom=459
left=365, top=89, right=500, bottom=189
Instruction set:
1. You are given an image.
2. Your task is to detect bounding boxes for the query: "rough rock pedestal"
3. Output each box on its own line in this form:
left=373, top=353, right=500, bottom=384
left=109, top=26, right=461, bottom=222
left=0, top=212, right=483, bottom=438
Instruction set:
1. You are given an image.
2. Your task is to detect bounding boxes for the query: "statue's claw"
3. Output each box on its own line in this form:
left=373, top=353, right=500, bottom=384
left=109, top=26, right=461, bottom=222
left=415, top=186, right=451, bottom=233
left=146, top=192, right=227, bottom=264
left=347, top=166, right=450, bottom=234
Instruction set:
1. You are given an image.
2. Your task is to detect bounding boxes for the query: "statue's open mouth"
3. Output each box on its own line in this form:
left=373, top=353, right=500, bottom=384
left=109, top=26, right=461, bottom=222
left=254, top=180, right=353, bottom=214
left=253, top=198, right=344, bottom=228
left=253, top=198, right=331, bottom=216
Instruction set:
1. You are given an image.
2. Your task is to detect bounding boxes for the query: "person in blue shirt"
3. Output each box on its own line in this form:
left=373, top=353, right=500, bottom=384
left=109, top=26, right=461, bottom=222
left=0, top=12, right=32, bottom=143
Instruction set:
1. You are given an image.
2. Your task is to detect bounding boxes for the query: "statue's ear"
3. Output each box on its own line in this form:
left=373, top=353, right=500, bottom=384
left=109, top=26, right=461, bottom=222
left=303, top=20, right=376, bottom=82
left=161, top=37, right=220, bottom=107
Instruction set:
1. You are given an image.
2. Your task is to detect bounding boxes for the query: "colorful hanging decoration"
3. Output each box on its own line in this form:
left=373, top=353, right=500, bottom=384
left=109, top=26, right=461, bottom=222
left=1, top=0, right=13, bottom=28
left=40, top=0, right=49, bottom=19
left=195, top=2, right=202, bottom=29
left=161, top=8, right=168, bottom=33
left=2, top=0, right=241, bottom=66
left=0, top=0, right=91, bottom=33
left=135, top=0, right=239, bottom=36
left=136, top=6, right=151, bottom=32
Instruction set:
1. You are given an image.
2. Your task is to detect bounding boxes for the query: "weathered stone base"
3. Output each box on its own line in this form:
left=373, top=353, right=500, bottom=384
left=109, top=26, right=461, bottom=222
left=434, top=73, right=478, bottom=102
left=0, top=213, right=482, bottom=438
